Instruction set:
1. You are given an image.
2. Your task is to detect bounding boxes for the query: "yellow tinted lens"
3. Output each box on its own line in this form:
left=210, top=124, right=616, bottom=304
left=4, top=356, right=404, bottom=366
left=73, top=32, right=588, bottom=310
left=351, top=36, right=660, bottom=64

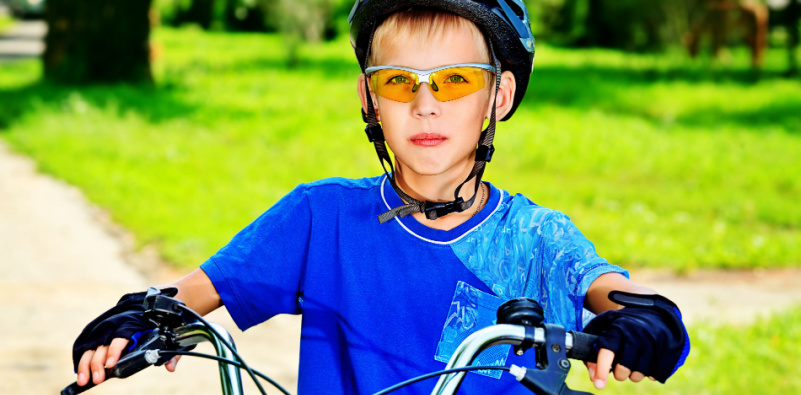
left=430, top=67, right=488, bottom=101
left=369, top=69, right=418, bottom=102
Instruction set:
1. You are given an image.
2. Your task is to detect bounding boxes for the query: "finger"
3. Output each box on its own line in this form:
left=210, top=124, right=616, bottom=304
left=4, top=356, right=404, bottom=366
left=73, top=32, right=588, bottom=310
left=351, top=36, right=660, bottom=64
left=614, top=364, right=631, bottom=382
left=585, top=361, right=597, bottom=382
left=105, top=338, right=129, bottom=368
left=594, top=348, right=615, bottom=389
left=649, top=376, right=657, bottom=381
left=77, top=350, right=95, bottom=386
left=165, top=355, right=182, bottom=372
left=90, top=346, right=108, bottom=384
left=630, top=371, right=646, bottom=382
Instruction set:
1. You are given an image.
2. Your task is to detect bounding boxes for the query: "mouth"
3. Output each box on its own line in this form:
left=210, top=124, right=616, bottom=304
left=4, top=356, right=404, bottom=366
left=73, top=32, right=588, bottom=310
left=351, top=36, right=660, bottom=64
left=410, top=133, right=447, bottom=147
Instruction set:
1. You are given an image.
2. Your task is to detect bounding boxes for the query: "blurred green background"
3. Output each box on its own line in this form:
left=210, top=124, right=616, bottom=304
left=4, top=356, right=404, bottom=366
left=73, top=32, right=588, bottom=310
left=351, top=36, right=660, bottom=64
left=0, top=0, right=799, bottom=393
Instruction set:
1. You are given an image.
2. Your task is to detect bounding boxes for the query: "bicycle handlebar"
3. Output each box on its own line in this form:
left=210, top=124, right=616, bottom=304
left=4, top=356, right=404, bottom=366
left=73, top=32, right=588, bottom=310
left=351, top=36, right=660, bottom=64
left=63, top=292, right=597, bottom=395
left=61, top=321, right=248, bottom=395
left=61, top=348, right=157, bottom=395
left=430, top=324, right=598, bottom=395
left=61, top=327, right=184, bottom=395
left=566, top=331, right=599, bottom=362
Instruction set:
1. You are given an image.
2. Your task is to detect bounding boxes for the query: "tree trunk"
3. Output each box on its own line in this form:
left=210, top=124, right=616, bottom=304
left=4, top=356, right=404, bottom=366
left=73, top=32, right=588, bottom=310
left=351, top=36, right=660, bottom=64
left=44, top=0, right=154, bottom=84
left=584, top=0, right=617, bottom=47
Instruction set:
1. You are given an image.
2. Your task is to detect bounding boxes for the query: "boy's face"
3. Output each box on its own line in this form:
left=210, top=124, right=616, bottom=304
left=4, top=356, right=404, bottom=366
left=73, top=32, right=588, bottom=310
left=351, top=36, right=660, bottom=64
left=363, top=22, right=495, bottom=182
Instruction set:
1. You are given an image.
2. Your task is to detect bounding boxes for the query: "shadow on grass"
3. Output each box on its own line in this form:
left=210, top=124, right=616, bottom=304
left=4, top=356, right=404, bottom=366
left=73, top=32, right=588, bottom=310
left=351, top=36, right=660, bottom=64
left=159, top=52, right=361, bottom=81
left=521, top=65, right=801, bottom=133
left=2, top=51, right=797, bottom=134
left=0, top=79, right=199, bottom=132
left=0, top=55, right=360, bottom=134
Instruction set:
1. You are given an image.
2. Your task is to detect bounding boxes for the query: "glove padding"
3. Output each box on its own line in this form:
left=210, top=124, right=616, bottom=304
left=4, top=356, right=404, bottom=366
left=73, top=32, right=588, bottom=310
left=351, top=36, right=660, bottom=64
left=582, top=291, right=690, bottom=383
left=71, top=288, right=179, bottom=372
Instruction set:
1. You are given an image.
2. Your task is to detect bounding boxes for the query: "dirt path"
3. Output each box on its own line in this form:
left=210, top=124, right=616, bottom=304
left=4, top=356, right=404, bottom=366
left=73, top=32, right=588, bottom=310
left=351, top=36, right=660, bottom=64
left=629, top=268, right=801, bottom=325
left=0, top=18, right=46, bottom=61
left=1, top=139, right=799, bottom=394
left=0, top=141, right=301, bottom=395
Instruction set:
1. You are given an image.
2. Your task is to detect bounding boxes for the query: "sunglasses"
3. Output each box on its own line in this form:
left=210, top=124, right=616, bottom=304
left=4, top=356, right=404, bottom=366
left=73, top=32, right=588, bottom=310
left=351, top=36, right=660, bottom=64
left=365, top=63, right=496, bottom=103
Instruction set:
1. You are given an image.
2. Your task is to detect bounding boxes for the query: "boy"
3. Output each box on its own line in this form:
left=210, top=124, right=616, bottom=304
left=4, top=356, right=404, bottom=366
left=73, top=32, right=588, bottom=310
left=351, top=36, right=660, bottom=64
left=73, top=1, right=689, bottom=393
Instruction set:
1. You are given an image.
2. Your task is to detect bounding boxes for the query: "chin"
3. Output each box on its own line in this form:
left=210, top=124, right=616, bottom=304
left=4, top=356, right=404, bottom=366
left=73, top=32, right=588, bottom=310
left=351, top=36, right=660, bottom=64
left=408, top=162, right=454, bottom=177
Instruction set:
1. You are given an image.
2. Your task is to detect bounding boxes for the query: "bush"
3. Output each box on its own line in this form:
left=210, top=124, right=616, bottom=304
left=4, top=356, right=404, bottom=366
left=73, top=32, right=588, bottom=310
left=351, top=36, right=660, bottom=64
left=153, top=0, right=353, bottom=37
left=534, top=0, right=697, bottom=51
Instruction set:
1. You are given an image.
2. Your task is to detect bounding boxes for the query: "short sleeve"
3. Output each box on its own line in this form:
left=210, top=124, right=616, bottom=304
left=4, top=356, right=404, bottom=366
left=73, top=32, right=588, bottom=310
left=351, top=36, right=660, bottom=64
left=538, top=212, right=628, bottom=331
left=200, top=185, right=312, bottom=331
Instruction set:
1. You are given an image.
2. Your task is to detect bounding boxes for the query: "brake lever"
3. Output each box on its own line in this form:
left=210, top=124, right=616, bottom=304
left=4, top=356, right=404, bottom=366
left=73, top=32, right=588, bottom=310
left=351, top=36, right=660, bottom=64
left=61, top=288, right=192, bottom=395
left=143, top=287, right=187, bottom=329
left=511, top=324, right=593, bottom=395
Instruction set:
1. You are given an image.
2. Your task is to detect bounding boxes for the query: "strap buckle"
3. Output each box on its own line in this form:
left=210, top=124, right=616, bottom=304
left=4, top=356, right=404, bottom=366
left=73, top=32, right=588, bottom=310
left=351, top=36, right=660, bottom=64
left=364, top=124, right=384, bottom=142
left=424, top=197, right=465, bottom=220
left=475, top=144, right=495, bottom=162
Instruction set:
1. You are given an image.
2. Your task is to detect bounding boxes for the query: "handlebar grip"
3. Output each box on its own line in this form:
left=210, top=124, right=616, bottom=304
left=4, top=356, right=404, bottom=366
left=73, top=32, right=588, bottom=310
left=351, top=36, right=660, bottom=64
left=60, top=368, right=109, bottom=395
left=61, top=382, right=92, bottom=395
left=61, top=351, right=156, bottom=395
left=567, top=331, right=599, bottom=362
left=112, top=349, right=155, bottom=378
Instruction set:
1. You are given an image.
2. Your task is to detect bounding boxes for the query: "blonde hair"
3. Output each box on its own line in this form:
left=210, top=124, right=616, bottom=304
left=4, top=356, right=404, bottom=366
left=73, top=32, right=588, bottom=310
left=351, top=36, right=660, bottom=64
left=367, top=9, right=490, bottom=67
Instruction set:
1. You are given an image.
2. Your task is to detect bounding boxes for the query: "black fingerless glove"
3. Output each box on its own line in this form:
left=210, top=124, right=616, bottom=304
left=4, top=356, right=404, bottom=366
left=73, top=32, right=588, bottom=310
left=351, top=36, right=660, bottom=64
left=71, top=288, right=179, bottom=372
left=582, top=291, right=690, bottom=383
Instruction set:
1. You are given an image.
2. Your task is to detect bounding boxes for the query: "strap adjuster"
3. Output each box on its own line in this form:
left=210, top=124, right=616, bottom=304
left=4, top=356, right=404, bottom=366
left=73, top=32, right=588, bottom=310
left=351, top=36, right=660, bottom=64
left=365, top=125, right=384, bottom=142
left=475, top=145, right=495, bottom=162
left=424, top=197, right=465, bottom=220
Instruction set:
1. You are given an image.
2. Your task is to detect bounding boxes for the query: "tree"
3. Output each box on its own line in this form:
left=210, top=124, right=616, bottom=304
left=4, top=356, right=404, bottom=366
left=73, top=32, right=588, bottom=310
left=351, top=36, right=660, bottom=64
left=44, top=0, right=154, bottom=84
left=539, top=0, right=695, bottom=52
left=172, top=0, right=217, bottom=30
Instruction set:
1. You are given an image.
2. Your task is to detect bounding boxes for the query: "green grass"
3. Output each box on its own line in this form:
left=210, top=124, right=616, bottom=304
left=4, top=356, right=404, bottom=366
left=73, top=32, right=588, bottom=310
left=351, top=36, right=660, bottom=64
left=495, top=46, right=801, bottom=271
left=0, top=15, right=14, bottom=33
left=565, top=305, right=801, bottom=394
left=0, top=27, right=799, bottom=270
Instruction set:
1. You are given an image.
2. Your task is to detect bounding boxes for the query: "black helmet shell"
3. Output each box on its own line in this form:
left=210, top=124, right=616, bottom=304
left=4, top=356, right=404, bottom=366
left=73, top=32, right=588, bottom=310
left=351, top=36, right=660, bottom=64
left=349, top=0, right=535, bottom=121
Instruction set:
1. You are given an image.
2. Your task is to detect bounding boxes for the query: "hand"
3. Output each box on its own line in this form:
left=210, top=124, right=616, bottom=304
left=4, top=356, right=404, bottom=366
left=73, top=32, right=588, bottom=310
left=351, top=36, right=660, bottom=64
left=582, top=291, right=690, bottom=386
left=71, top=288, right=184, bottom=386
left=75, top=338, right=182, bottom=386
left=76, top=338, right=128, bottom=385
left=585, top=348, right=656, bottom=389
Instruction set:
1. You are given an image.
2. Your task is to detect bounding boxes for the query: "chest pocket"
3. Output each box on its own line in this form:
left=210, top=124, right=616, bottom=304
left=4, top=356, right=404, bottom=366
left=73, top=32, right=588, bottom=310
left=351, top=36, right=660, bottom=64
left=434, top=281, right=509, bottom=379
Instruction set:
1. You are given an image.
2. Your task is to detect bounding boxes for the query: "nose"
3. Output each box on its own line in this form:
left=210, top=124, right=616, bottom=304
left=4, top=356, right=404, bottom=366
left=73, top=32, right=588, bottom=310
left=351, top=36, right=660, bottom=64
left=410, top=82, right=441, bottom=118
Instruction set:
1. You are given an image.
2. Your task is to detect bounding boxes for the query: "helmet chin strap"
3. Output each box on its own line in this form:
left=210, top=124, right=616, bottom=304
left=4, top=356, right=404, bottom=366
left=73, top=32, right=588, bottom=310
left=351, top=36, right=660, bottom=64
left=363, top=44, right=501, bottom=225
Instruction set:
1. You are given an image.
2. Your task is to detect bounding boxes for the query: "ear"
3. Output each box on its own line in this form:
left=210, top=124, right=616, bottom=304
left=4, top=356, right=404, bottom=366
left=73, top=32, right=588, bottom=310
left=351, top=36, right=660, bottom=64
left=357, top=74, right=381, bottom=122
left=485, top=70, right=516, bottom=120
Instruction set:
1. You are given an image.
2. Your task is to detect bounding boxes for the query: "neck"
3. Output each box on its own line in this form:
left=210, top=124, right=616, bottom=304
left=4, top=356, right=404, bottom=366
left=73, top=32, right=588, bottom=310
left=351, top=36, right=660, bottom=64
left=393, top=160, right=485, bottom=230
left=394, top=161, right=477, bottom=203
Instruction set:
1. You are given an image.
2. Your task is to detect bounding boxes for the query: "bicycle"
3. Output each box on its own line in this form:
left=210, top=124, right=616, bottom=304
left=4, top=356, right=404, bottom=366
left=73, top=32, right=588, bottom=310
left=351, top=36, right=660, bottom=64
left=62, top=288, right=600, bottom=395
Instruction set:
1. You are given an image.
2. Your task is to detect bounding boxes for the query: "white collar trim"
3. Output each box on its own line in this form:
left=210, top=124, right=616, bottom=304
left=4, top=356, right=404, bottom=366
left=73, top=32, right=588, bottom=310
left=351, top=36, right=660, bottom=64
left=379, top=175, right=504, bottom=245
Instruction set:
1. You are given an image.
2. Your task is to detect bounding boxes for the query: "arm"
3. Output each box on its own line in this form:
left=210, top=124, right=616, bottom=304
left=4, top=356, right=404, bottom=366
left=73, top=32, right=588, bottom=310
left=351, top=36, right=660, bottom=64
left=533, top=211, right=688, bottom=389
left=584, top=272, right=654, bottom=314
left=582, top=273, right=688, bottom=390
left=76, top=268, right=220, bottom=386
left=583, top=272, right=654, bottom=389
left=171, top=268, right=223, bottom=316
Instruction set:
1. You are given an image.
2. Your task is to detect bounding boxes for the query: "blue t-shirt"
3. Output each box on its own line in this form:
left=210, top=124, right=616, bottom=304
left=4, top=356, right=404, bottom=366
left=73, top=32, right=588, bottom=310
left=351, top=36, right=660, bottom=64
left=201, top=175, right=627, bottom=394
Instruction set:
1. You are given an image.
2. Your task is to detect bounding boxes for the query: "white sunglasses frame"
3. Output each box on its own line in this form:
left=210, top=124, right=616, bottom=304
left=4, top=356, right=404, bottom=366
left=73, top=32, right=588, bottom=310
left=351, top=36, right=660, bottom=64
left=365, top=63, right=496, bottom=96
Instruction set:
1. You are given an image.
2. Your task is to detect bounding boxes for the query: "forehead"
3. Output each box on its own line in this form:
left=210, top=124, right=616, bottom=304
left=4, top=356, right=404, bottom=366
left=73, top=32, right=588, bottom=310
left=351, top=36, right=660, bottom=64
left=371, top=13, right=489, bottom=69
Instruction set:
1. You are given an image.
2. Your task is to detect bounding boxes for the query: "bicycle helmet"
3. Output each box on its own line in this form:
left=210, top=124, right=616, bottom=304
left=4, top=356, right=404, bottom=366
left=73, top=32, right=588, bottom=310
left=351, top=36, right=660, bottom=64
left=348, top=0, right=535, bottom=223
left=349, top=0, right=535, bottom=120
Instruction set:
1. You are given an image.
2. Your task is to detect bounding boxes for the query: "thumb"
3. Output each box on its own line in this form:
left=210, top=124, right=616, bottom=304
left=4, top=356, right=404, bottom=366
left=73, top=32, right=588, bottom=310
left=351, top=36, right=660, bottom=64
left=164, top=355, right=182, bottom=372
